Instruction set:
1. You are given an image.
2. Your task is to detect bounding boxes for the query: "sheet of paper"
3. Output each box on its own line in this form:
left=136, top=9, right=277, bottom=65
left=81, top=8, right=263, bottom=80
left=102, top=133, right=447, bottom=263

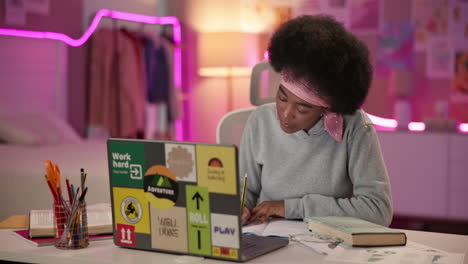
left=262, top=219, right=307, bottom=237
left=295, top=236, right=341, bottom=256
left=325, top=241, right=465, bottom=264
left=242, top=222, right=268, bottom=236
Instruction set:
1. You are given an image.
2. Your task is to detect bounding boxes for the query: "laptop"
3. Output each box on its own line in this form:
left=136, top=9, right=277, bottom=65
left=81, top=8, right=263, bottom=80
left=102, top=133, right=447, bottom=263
left=107, top=138, right=288, bottom=262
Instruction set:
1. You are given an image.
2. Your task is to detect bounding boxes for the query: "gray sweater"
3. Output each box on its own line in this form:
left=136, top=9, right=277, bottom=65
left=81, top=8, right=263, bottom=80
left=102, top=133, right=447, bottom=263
left=239, top=103, right=393, bottom=226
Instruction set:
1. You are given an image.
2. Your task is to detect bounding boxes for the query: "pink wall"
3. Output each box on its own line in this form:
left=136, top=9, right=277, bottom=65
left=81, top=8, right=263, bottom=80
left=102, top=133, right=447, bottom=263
left=0, top=0, right=85, bottom=135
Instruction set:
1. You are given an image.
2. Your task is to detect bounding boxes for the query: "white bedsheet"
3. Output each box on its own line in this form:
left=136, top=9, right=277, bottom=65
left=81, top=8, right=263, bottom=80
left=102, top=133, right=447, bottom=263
left=0, top=140, right=110, bottom=221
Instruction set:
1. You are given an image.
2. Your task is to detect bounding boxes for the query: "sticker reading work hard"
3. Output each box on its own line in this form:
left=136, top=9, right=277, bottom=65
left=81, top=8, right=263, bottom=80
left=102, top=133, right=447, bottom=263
left=144, top=165, right=179, bottom=209
left=108, top=141, right=145, bottom=188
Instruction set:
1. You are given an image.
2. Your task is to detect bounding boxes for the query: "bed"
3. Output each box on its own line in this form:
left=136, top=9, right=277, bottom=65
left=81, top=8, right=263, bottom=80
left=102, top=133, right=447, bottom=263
left=0, top=36, right=110, bottom=221
left=0, top=109, right=110, bottom=221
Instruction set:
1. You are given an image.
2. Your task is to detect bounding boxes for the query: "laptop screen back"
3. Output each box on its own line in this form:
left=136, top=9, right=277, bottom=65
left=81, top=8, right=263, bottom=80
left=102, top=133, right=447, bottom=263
left=107, top=138, right=243, bottom=261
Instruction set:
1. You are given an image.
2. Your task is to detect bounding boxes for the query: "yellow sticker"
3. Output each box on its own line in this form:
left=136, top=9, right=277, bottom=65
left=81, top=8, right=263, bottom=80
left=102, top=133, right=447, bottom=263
left=113, top=187, right=150, bottom=234
left=212, top=246, right=221, bottom=257
left=211, top=246, right=238, bottom=260
left=196, top=145, right=237, bottom=195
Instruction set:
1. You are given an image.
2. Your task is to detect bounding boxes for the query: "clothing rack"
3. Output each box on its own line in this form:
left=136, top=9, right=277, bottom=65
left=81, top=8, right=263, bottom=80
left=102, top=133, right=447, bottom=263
left=0, top=9, right=184, bottom=140
left=85, top=9, right=184, bottom=140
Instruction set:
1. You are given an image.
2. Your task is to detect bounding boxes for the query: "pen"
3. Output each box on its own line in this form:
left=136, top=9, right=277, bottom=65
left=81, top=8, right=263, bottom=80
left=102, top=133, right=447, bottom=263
left=71, top=184, right=75, bottom=202
left=66, top=179, right=73, bottom=205
left=241, top=173, right=248, bottom=212
left=80, top=168, right=84, bottom=192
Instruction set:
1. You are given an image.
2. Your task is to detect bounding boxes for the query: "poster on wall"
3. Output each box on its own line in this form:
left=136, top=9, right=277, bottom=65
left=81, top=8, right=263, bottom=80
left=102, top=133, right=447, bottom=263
left=377, top=22, right=414, bottom=77
left=451, top=48, right=468, bottom=102
left=4, top=0, right=26, bottom=26
left=24, top=0, right=50, bottom=15
left=293, top=0, right=349, bottom=28
left=448, top=0, right=468, bottom=49
left=412, top=0, right=449, bottom=52
left=348, top=0, right=381, bottom=34
left=426, top=37, right=454, bottom=79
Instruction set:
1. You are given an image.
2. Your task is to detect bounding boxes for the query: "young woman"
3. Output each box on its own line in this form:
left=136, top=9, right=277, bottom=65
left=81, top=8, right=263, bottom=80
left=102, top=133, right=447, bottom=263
left=240, top=15, right=393, bottom=226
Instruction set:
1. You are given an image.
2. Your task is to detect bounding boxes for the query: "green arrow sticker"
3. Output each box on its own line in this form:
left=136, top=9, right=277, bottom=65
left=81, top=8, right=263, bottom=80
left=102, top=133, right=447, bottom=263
left=186, top=185, right=211, bottom=256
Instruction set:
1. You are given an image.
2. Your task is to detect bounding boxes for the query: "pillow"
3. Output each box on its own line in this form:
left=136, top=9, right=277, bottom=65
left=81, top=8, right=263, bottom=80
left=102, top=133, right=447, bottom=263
left=0, top=110, right=82, bottom=145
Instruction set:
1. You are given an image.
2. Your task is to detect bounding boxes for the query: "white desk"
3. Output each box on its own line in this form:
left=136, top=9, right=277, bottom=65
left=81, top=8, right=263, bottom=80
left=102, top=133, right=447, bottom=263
left=0, top=229, right=467, bottom=264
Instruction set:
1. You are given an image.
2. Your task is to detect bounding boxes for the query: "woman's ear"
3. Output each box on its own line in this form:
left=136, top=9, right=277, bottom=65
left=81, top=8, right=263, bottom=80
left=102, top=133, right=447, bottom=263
left=320, top=107, right=327, bottom=117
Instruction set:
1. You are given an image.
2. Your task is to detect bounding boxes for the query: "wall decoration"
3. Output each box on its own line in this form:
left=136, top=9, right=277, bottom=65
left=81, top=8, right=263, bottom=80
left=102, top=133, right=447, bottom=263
left=24, top=0, right=50, bottom=15
left=427, top=37, right=454, bottom=79
left=412, top=0, right=449, bottom=51
left=349, top=0, right=381, bottom=34
left=377, top=22, right=414, bottom=77
left=448, top=0, right=468, bottom=49
left=451, top=49, right=468, bottom=102
left=293, top=0, right=349, bottom=28
left=4, top=0, right=26, bottom=26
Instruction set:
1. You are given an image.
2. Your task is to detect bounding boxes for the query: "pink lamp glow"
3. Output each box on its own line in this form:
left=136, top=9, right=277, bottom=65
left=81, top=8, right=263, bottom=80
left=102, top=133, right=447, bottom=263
left=0, top=9, right=183, bottom=140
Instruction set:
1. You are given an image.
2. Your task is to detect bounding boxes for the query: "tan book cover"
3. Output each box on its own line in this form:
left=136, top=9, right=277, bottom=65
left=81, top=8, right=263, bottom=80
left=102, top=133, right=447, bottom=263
left=306, top=216, right=406, bottom=247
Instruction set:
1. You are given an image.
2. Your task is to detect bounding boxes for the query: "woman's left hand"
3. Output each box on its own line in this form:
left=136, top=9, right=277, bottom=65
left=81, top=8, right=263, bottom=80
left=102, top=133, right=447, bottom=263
left=248, top=200, right=285, bottom=224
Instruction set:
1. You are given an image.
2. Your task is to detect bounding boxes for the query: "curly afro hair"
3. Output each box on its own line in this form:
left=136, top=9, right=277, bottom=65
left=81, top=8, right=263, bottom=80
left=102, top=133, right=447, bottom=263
left=268, top=15, right=372, bottom=115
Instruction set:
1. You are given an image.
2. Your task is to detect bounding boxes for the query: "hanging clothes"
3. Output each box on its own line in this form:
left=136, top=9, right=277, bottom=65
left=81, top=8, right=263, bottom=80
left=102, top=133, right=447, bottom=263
left=88, top=28, right=145, bottom=138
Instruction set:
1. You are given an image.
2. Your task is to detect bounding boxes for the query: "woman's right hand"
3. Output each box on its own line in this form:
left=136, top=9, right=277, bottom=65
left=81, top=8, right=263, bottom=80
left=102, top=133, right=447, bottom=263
left=241, top=206, right=251, bottom=225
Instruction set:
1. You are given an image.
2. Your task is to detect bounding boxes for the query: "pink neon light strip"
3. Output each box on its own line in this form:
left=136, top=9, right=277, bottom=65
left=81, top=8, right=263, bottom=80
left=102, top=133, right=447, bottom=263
left=458, top=123, right=468, bottom=133
left=366, top=113, right=398, bottom=128
left=0, top=9, right=183, bottom=140
left=408, top=122, right=425, bottom=132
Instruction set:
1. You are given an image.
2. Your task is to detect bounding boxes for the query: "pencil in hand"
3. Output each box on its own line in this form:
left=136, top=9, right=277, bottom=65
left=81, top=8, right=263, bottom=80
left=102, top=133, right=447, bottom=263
left=241, top=173, right=248, bottom=211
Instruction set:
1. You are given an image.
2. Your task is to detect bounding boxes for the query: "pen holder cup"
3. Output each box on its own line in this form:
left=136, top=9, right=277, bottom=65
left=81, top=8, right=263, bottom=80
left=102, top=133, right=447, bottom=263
left=53, top=202, right=89, bottom=249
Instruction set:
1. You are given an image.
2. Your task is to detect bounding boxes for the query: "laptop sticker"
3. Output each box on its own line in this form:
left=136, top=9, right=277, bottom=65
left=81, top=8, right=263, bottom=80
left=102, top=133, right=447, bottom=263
left=117, top=223, right=136, bottom=247
left=212, top=247, right=239, bottom=260
left=144, top=165, right=179, bottom=209
left=108, top=141, right=145, bottom=188
left=196, top=145, right=237, bottom=195
left=121, top=196, right=142, bottom=224
left=211, top=213, right=239, bottom=249
left=165, top=144, right=197, bottom=183
left=150, top=206, right=188, bottom=252
left=186, top=185, right=211, bottom=256
left=113, top=187, right=150, bottom=234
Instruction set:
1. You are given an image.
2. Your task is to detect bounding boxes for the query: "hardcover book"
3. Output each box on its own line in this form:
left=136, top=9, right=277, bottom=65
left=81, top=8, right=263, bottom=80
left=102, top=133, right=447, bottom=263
left=306, top=216, right=407, bottom=247
left=13, top=230, right=112, bottom=247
